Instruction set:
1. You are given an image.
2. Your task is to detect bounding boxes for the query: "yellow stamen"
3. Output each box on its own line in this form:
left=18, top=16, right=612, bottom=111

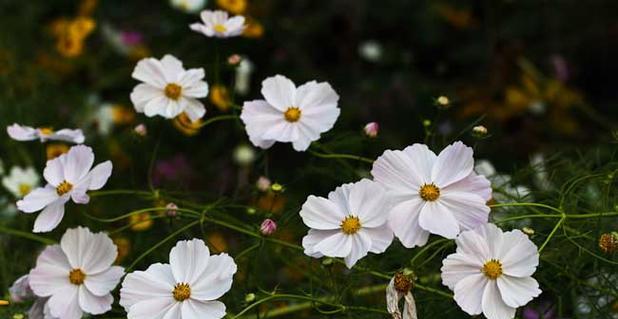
left=39, top=127, right=54, bottom=135
left=164, top=83, right=182, bottom=100
left=284, top=107, right=301, bottom=122
left=214, top=24, right=227, bottom=33
left=173, top=283, right=191, bottom=301
left=18, top=183, right=32, bottom=196
left=482, top=259, right=503, bottom=280
left=56, top=180, right=73, bottom=196
left=69, top=268, right=86, bottom=285
left=419, top=183, right=440, bottom=201
left=340, top=216, right=361, bottom=235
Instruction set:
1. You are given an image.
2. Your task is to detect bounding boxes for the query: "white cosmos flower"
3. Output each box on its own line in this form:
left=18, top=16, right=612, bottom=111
left=300, top=179, right=393, bottom=268
left=2, top=166, right=40, bottom=198
left=240, top=75, right=340, bottom=152
left=120, top=239, right=237, bottom=319
left=441, top=223, right=541, bottom=319
left=190, top=10, right=246, bottom=38
left=130, top=54, right=209, bottom=122
left=170, top=0, right=206, bottom=13
left=16, top=145, right=113, bottom=233
left=7, top=123, right=85, bottom=144
left=371, top=141, right=492, bottom=247
left=28, top=227, right=125, bottom=319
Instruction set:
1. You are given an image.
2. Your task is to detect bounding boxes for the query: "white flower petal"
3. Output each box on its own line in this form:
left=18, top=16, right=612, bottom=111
left=28, top=245, right=72, bottom=297
left=169, top=239, right=211, bottom=284
left=127, top=298, right=174, bottom=319
left=240, top=100, right=284, bottom=149
left=388, top=198, right=429, bottom=248
left=445, top=172, right=492, bottom=202
left=453, top=273, right=487, bottom=316
left=454, top=227, right=491, bottom=264
left=343, top=230, right=372, bottom=268
left=7, top=123, right=38, bottom=141
left=78, top=287, right=113, bottom=315
left=348, top=179, right=388, bottom=228
left=496, top=275, right=541, bottom=308
left=85, top=161, right=112, bottom=191
left=182, top=300, right=226, bottom=319
left=499, top=230, right=539, bottom=277
left=131, top=83, right=163, bottom=113
left=144, top=96, right=171, bottom=118
left=431, top=141, right=474, bottom=188
left=44, top=156, right=66, bottom=186
left=33, top=198, right=67, bottom=233
left=294, top=81, right=339, bottom=112
left=179, top=69, right=207, bottom=97
left=17, top=186, right=59, bottom=213
left=160, top=55, right=185, bottom=82
left=441, top=253, right=484, bottom=290
left=439, top=191, right=489, bottom=231
left=120, top=263, right=175, bottom=310
left=477, top=223, right=505, bottom=257
left=481, top=280, right=516, bottom=319
left=52, top=129, right=85, bottom=144
left=302, top=229, right=338, bottom=258
left=133, top=57, right=167, bottom=89
left=47, top=284, right=82, bottom=319
left=60, top=227, right=117, bottom=272
left=84, top=266, right=124, bottom=297
left=63, top=145, right=94, bottom=184
left=372, top=146, right=434, bottom=193
left=364, top=224, right=394, bottom=254
left=260, top=75, right=296, bottom=111
left=190, top=253, right=237, bottom=300
left=182, top=98, right=207, bottom=122
left=300, top=195, right=346, bottom=230
left=162, top=302, right=182, bottom=319
left=312, top=232, right=352, bottom=258
left=418, top=201, right=460, bottom=239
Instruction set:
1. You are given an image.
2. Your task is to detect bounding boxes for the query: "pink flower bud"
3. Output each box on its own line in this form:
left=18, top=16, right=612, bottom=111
left=364, top=122, right=379, bottom=138
left=228, top=54, right=242, bottom=66
left=256, top=176, right=271, bottom=192
left=260, top=219, right=277, bottom=235
left=134, top=124, right=147, bottom=136
left=166, top=203, right=178, bottom=217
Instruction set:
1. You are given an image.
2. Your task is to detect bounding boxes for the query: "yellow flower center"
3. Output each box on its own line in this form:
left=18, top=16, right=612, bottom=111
left=164, top=83, right=182, bottom=100
left=419, top=183, right=440, bottom=201
left=39, top=127, right=54, bottom=136
left=56, top=180, right=73, bottom=196
left=214, top=24, right=227, bottom=33
left=18, top=183, right=32, bottom=196
left=482, top=259, right=503, bottom=280
left=284, top=107, right=301, bottom=122
left=173, top=283, right=191, bottom=301
left=68, top=268, right=86, bottom=285
left=340, top=216, right=361, bottom=235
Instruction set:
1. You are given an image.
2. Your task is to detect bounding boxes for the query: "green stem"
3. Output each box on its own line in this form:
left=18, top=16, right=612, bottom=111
left=308, top=150, right=374, bottom=164
left=0, top=225, right=56, bottom=245
left=199, top=114, right=238, bottom=127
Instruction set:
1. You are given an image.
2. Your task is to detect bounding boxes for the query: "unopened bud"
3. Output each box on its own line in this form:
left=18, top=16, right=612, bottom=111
left=522, top=227, right=535, bottom=236
left=228, top=54, right=242, bottom=66
left=472, top=125, right=488, bottom=137
left=166, top=203, right=178, bottom=217
left=435, top=96, right=450, bottom=109
left=363, top=122, right=379, bottom=138
left=256, top=176, right=272, bottom=192
left=133, top=124, right=147, bottom=136
left=260, top=219, right=277, bottom=236
left=599, top=232, right=618, bottom=254
left=244, top=293, right=256, bottom=303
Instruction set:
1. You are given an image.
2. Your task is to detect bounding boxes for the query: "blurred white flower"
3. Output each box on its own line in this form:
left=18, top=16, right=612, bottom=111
left=190, top=10, right=245, bottom=38
left=235, top=57, right=254, bottom=95
left=441, top=224, right=541, bottom=319
left=372, top=141, right=491, bottom=247
left=530, top=153, right=552, bottom=190
left=7, top=124, right=84, bottom=144
left=17, top=145, right=113, bottom=232
left=240, top=75, right=340, bottom=152
left=130, top=54, right=209, bottom=122
left=358, top=40, right=383, bottom=62
left=120, top=239, right=237, bottom=319
left=300, top=179, right=393, bottom=268
left=256, top=176, right=271, bottom=192
left=28, top=227, right=124, bottom=319
left=233, top=144, right=256, bottom=166
left=170, top=0, right=206, bottom=13
left=2, top=166, right=40, bottom=198
left=475, top=160, right=531, bottom=202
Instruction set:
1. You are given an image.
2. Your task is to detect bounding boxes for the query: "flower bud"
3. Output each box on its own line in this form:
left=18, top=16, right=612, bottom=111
left=522, top=227, right=535, bottom=236
left=363, top=122, right=379, bottom=138
left=244, top=293, right=256, bottom=303
left=166, top=203, right=179, bottom=217
left=260, top=219, right=277, bottom=235
left=227, top=54, right=242, bottom=66
left=133, top=124, right=147, bottom=136
left=256, top=176, right=272, bottom=192
left=435, top=95, right=450, bottom=109
left=271, top=183, right=284, bottom=193
left=599, top=232, right=618, bottom=254
left=472, top=125, right=488, bottom=137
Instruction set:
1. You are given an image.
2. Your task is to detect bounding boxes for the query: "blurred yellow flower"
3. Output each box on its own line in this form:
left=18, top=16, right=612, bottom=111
left=217, top=0, right=247, bottom=14
left=207, top=232, right=228, bottom=253
left=50, top=17, right=96, bottom=58
left=256, top=192, right=286, bottom=214
left=173, top=112, right=203, bottom=136
left=210, top=85, right=232, bottom=111
left=46, top=143, right=70, bottom=160
left=130, top=212, right=153, bottom=231
left=78, top=0, right=98, bottom=16
left=242, top=18, right=264, bottom=38
left=113, top=237, right=131, bottom=263
left=0, top=300, right=8, bottom=306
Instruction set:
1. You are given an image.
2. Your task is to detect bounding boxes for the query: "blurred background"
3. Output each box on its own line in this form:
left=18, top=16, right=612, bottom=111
left=1, top=0, right=618, bottom=318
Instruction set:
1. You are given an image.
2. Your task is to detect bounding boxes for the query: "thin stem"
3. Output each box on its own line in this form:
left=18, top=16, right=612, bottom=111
left=308, top=150, right=374, bottom=164
left=199, top=114, right=238, bottom=128
left=0, top=225, right=56, bottom=245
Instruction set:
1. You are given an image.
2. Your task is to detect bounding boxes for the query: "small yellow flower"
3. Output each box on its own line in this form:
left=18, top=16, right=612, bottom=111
left=242, top=18, right=264, bottom=39
left=50, top=17, right=96, bottom=58
left=210, top=85, right=232, bottom=112
left=0, top=300, right=9, bottom=306
left=130, top=212, right=153, bottom=231
left=113, top=237, right=131, bottom=263
left=110, top=104, right=136, bottom=124
left=46, top=143, right=70, bottom=160
left=217, top=0, right=247, bottom=14
left=173, top=112, right=203, bottom=136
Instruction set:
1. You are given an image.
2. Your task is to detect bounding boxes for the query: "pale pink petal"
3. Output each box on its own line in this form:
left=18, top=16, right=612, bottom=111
left=128, top=298, right=175, bottom=319
left=439, top=192, right=489, bottom=231
left=78, top=287, right=113, bottom=315
left=28, top=298, right=48, bottom=319
left=431, top=141, right=474, bottom=188
left=44, top=155, right=66, bottom=186
left=418, top=201, right=460, bottom=239
left=86, top=161, right=112, bottom=190
left=453, top=273, right=487, bottom=315
left=17, top=186, right=58, bottom=213
left=401, top=144, right=438, bottom=182
left=312, top=232, right=352, bottom=258
left=445, top=173, right=492, bottom=202
left=299, top=195, right=346, bottom=230
left=481, top=281, right=516, bottom=319
left=32, top=198, right=67, bottom=233
left=496, top=276, right=541, bottom=308
left=441, top=253, right=483, bottom=290
left=499, top=230, right=539, bottom=277
left=477, top=223, right=505, bottom=257
left=7, top=123, right=38, bottom=141
left=302, top=229, right=338, bottom=258
left=60, top=227, right=117, bottom=272
left=52, top=129, right=85, bottom=144
left=182, top=300, right=226, bottom=319
left=47, top=284, right=82, bottom=319
left=9, top=274, right=33, bottom=302
left=169, top=239, right=211, bottom=284
left=84, top=266, right=124, bottom=297
left=28, top=245, right=71, bottom=297
left=260, top=75, right=296, bottom=111
left=454, top=228, right=491, bottom=264
left=388, top=198, right=429, bottom=248
left=191, top=253, right=237, bottom=300
left=133, top=57, right=167, bottom=89
left=120, top=263, right=175, bottom=310
left=131, top=83, right=163, bottom=113
left=364, top=224, right=394, bottom=254
left=64, top=145, right=94, bottom=184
